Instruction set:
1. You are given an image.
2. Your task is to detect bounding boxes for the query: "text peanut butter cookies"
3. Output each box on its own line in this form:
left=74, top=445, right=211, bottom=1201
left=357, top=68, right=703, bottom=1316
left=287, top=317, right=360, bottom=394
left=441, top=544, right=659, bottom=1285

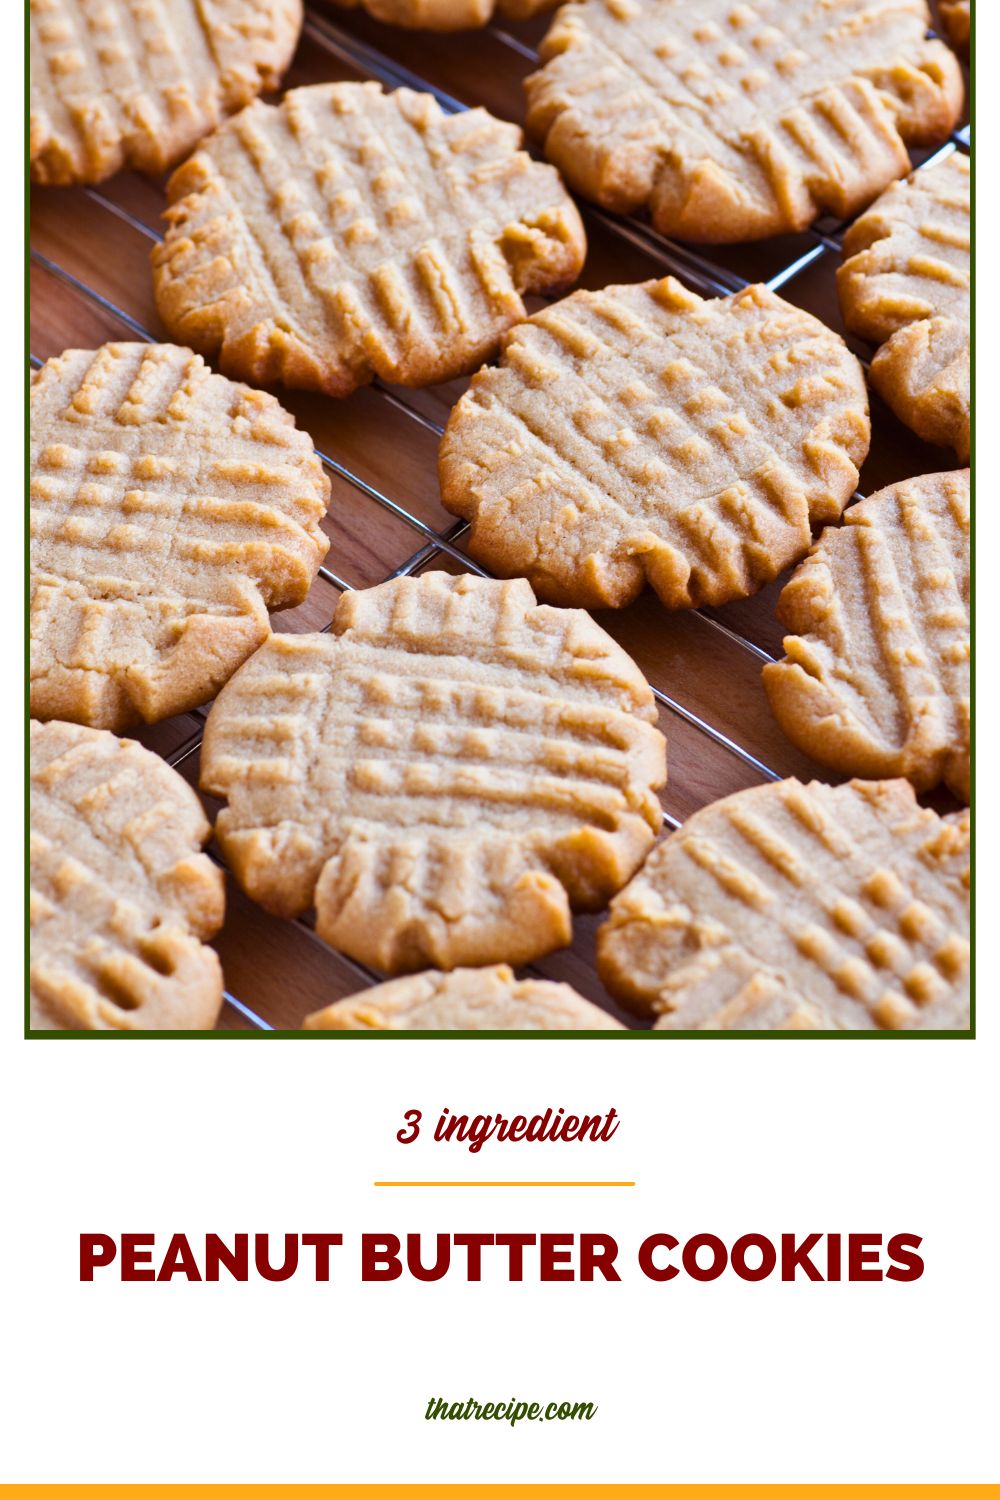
left=439, top=278, right=870, bottom=610
left=763, top=471, right=969, bottom=801
left=330, top=0, right=556, bottom=31
left=30, top=0, right=303, bottom=186
left=838, top=152, right=970, bottom=461
left=30, top=342, right=330, bottom=732
left=597, top=777, right=969, bottom=1031
left=30, top=719, right=225, bottom=1030
left=152, top=82, right=586, bottom=397
left=201, top=572, right=666, bottom=972
left=525, top=0, right=963, bottom=242
left=304, top=965, right=624, bottom=1029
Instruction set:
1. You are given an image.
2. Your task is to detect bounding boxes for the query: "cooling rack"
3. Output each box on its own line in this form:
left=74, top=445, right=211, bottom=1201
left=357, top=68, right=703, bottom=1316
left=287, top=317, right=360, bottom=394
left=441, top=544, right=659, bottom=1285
left=28, top=3, right=971, bottom=1031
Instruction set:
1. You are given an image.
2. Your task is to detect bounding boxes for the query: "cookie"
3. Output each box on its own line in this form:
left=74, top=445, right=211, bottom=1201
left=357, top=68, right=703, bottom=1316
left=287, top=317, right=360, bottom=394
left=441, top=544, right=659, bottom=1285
left=30, top=719, right=225, bottom=1030
left=439, top=278, right=870, bottom=610
left=763, top=471, right=970, bottom=801
left=329, top=0, right=555, bottom=31
left=597, top=777, right=970, bottom=1031
left=200, top=572, right=666, bottom=972
left=940, top=1, right=970, bottom=56
left=838, top=152, right=970, bottom=460
left=31, top=342, right=330, bottom=733
left=30, top=0, right=303, bottom=186
left=152, top=82, right=586, bottom=397
left=304, top=964, right=624, bottom=1029
left=525, top=0, right=963, bottom=243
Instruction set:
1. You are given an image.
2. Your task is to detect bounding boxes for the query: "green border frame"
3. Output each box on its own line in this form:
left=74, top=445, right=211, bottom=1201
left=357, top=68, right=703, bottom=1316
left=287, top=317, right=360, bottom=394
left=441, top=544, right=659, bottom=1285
left=24, top=6, right=975, bottom=1042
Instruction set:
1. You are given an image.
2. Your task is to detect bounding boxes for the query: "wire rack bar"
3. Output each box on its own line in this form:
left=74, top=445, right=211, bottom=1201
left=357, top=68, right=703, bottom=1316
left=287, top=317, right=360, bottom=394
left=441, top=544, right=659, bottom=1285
left=317, top=563, right=354, bottom=592
left=166, top=723, right=208, bottom=770
left=224, top=992, right=274, bottom=1030
left=31, top=249, right=156, bottom=340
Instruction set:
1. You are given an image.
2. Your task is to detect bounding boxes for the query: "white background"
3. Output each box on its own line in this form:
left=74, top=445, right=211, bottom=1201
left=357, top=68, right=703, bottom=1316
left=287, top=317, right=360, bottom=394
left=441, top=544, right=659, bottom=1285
left=6, top=6, right=996, bottom=1486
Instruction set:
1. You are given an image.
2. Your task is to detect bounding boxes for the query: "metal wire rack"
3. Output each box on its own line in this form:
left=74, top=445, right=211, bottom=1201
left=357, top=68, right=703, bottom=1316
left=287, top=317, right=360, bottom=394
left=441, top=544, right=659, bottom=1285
left=29, top=6, right=970, bottom=1031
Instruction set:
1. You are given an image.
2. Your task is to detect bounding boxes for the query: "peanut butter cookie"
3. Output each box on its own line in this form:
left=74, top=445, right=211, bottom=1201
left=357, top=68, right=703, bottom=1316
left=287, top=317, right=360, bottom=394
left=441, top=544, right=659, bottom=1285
left=525, top=0, right=963, bottom=242
left=30, top=0, right=303, bottom=185
left=764, top=471, right=969, bottom=801
left=597, top=777, right=969, bottom=1030
left=304, top=964, right=624, bottom=1029
left=439, top=278, right=869, bottom=609
left=153, top=82, right=586, bottom=396
left=31, top=342, right=330, bottom=732
left=940, top=1, right=970, bottom=57
left=201, top=572, right=666, bottom=972
left=329, top=0, right=555, bottom=31
left=838, top=152, right=970, bottom=460
left=30, top=719, right=225, bottom=1030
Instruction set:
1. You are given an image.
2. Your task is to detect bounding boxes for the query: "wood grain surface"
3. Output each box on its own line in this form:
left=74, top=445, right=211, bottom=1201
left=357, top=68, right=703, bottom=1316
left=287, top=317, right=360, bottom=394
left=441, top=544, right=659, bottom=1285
left=29, top=3, right=970, bottom=1032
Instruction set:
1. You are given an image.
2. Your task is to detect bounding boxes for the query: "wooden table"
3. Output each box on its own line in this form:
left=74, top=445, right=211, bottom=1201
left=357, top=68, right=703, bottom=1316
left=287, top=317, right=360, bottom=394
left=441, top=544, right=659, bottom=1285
left=29, top=3, right=970, bottom=1030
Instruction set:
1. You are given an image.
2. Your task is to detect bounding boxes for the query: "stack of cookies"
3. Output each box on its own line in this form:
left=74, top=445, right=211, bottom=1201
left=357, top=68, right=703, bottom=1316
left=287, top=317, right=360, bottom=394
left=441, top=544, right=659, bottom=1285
left=29, top=0, right=971, bottom=1033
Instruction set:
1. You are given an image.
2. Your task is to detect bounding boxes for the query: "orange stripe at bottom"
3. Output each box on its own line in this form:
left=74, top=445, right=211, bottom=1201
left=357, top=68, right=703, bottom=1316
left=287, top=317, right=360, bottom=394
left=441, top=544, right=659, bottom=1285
left=1, top=1486, right=997, bottom=1497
